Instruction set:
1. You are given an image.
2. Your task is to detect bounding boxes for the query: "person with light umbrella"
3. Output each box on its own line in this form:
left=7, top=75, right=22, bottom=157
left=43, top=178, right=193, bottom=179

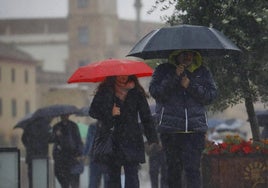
left=149, top=50, right=217, bottom=188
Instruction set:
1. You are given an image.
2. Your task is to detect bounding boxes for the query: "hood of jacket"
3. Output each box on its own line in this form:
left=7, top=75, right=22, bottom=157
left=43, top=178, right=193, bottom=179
left=169, top=50, right=202, bottom=73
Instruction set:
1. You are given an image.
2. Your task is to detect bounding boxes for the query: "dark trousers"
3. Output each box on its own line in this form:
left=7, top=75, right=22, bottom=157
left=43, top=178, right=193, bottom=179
left=106, top=162, right=139, bottom=188
left=55, top=165, right=80, bottom=188
left=160, top=133, right=205, bottom=188
left=89, top=162, right=108, bottom=188
left=27, top=162, right=33, bottom=188
left=149, top=152, right=168, bottom=188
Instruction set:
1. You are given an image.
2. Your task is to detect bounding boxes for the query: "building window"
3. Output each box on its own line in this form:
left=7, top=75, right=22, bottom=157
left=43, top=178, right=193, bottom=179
left=25, top=100, right=30, bottom=115
left=77, top=0, right=88, bottom=8
left=11, top=99, right=17, bottom=117
left=11, top=68, right=15, bottom=83
left=78, top=27, right=89, bottom=45
left=0, top=98, right=2, bottom=116
left=24, top=70, right=29, bottom=84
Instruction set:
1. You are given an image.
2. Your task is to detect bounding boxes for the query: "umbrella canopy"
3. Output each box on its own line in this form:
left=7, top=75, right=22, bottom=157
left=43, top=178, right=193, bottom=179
left=32, top=104, right=79, bottom=119
left=127, top=24, right=242, bottom=59
left=67, top=58, right=153, bottom=83
left=76, top=106, right=90, bottom=116
left=14, top=113, right=52, bottom=129
left=14, top=113, right=34, bottom=129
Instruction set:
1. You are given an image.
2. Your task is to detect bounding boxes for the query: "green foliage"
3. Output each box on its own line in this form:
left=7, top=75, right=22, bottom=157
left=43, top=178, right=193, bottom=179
left=205, top=56, right=244, bottom=111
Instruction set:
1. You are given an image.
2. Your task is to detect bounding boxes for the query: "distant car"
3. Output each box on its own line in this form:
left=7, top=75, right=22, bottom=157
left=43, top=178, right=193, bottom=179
left=207, top=118, right=247, bottom=143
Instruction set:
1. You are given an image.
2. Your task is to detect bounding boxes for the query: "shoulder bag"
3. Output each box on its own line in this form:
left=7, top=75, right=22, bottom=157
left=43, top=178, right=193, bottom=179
left=91, top=122, right=115, bottom=164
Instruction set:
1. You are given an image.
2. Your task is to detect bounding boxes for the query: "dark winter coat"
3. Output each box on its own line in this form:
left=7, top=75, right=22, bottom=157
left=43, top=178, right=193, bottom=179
left=89, top=87, right=158, bottom=163
left=52, top=120, right=83, bottom=173
left=149, top=63, right=217, bottom=133
left=22, top=119, right=51, bottom=163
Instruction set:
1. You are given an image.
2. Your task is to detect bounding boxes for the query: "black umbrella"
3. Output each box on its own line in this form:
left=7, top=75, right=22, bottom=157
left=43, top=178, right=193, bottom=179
left=76, top=106, right=90, bottom=116
left=32, top=104, right=79, bottom=119
left=127, top=24, right=242, bottom=59
left=14, top=113, right=35, bottom=129
left=14, top=113, right=51, bottom=129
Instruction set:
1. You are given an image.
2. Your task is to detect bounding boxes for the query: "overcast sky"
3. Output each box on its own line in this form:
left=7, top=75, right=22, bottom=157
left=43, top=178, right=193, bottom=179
left=0, top=0, right=174, bottom=22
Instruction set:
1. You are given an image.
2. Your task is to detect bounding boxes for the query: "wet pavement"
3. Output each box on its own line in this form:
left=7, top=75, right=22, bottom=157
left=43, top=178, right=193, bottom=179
left=20, top=159, right=151, bottom=188
left=73, top=164, right=151, bottom=188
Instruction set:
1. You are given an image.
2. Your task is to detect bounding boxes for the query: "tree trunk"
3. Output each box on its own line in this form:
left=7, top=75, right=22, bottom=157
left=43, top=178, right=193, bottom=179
left=241, top=69, right=260, bottom=141
left=239, top=56, right=260, bottom=141
left=245, top=95, right=260, bottom=141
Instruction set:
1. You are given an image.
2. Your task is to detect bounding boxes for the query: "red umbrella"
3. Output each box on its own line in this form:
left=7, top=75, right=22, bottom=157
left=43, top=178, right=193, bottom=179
left=67, top=58, right=153, bottom=83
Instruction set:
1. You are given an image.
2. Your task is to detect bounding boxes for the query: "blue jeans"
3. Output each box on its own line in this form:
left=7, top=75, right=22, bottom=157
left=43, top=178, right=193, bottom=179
left=89, top=162, right=108, bottom=188
left=160, top=133, right=205, bottom=188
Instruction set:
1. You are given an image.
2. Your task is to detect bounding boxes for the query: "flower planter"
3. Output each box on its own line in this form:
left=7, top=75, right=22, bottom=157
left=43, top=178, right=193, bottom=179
left=202, top=154, right=268, bottom=188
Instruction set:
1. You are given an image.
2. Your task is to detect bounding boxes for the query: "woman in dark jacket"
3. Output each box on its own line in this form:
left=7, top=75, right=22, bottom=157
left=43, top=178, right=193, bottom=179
left=149, top=50, right=217, bottom=188
left=89, top=75, right=158, bottom=188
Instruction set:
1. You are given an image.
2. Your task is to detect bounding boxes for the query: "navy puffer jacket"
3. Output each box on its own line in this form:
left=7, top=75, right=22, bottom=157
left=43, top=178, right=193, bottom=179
left=149, top=63, right=217, bottom=133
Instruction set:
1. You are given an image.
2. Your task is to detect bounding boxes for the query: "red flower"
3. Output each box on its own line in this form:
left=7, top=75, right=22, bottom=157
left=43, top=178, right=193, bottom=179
left=220, top=143, right=228, bottom=150
left=242, top=145, right=252, bottom=154
left=204, top=135, right=268, bottom=155
left=230, top=144, right=241, bottom=153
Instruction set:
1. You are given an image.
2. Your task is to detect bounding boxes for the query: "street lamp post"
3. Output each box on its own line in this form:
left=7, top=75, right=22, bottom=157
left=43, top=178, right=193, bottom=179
left=134, top=0, right=142, bottom=40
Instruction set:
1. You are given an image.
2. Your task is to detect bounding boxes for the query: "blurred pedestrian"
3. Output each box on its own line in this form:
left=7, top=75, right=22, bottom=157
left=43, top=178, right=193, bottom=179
left=52, top=114, right=84, bottom=188
left=21, top=118, right=51, bottom=188
left=83, top=121, right=108, bottom=188
left=89, top=75, right=159, bottom=188
left=145, top=140, right=168, bottom=188
left=143, top=111, right=168, bottom=188
left=149, top=50, right=217, bottom=188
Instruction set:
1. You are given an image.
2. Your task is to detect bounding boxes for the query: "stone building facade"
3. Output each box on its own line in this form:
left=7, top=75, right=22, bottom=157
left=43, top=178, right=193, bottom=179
left=0, top=0, right=163, bottom=146
left=0, top=42, right=36, bottom=146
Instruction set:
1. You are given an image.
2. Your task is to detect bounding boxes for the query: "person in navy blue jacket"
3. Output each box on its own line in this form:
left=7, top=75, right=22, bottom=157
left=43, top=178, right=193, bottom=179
left=149, top=50, right=217, bottom=188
